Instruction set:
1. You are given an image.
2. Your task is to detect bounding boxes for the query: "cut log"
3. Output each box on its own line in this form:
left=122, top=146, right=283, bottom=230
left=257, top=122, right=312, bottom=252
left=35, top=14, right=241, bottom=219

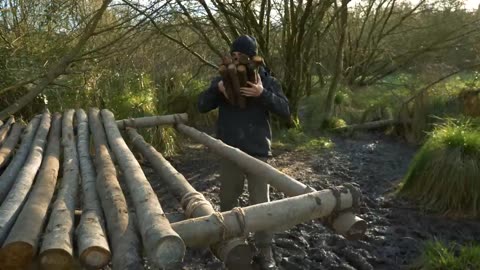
left=116, top=113, right=188, bottom=129
left=39, top=110, right=79, bottom=270
left=175, top=123, right=314, bottom=196
left=172, top=185, right=360, bottom=247
left=334, top=119, right=398, bottom=132
left=236, top=65, right=247, bottom=108
left=0, top=123, right=25, bottom=169
left=0, top=116, right=41, bottom=203
left=0, top=112, right=51, bottom=245
left=0, top=116, right=14, bottom=146
left=126, top=128, right=251, bottom=268
left=75, top=109, right=111, bottom=269
left=101, top=109, right=185, bottom=269
left=227, top=63, right=242, bottom=107
left=0, top=113, right=61, bottom=269
left=175, top=124, right=367, bottom=239
left=89, top=108, right=143, bottom=270
left=219, top=65, right=235, bottom=104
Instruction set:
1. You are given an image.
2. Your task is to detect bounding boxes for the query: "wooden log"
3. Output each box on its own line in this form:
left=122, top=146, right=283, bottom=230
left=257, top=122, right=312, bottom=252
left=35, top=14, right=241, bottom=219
left=116, top=113, right=188, bottom=129
left=0, top=123, right=25, bottom=169
left=0, top=113, right=61, bottom=269
left=219, top=65, right=236, bottom=105
left=126, top=128, right=251, bottom=268
left=172, top=185, right=359, bottom=247
left=175, top=123, right=314, bottom=196
left=0, top=112, right=51, bottom=245
left=0, top=116, right=41, bottom=203
left=236, top=65, right=247, bottom=108
left=101, top=109, right=185, bottom=269
left=39, top=110, right=79, bottom=270
left=0, top=116, right=14, bottom=146
left=75, top=109, right=111, bottom=269
left=175, top=124, right=367, bottom=239
left=227, top=63, right=242, bottom=107
left=89, top=108, right=143, bottom=270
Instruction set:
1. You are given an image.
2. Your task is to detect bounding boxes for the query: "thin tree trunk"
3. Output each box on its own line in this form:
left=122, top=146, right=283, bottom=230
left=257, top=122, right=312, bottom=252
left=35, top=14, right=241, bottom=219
left=0, top=123, right=25, bottom=169
left=89, top=108, right=143, bottom=270
left=0, top=0, right=112, bottom=121
left=0, top=112, right=51, bottom=245
left=75, top=109, right=111, bottom=269
left=172, top=186, right=359, bottom=247
left=0, top=116, right=41, bottom=203
left=0, top=116, right=15, bottom=146
left=0, top=113, right=61, bottom=269
left=39, top=110, right=79, bottom=270
left=116, top=113, right=188, bottom=129
left=101, top=109, right=185, bottom=269
left=126, top=128, right=251, bottom=267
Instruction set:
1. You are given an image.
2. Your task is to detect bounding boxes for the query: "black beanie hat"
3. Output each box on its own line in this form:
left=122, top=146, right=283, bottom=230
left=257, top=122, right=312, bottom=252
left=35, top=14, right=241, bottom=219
left=230, top=35, right=257, bottom=57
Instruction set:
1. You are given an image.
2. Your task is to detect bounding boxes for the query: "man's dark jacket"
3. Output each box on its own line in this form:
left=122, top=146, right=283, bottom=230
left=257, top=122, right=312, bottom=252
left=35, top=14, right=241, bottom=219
left=198, top=67, right=290, bottom=157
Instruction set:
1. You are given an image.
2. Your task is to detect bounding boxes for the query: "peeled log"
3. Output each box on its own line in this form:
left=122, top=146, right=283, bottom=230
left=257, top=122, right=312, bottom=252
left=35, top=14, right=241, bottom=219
left=75, top=109, right=111, bottom=269
left=0, top=113, right=61, bottom=269
left=0, top=116, right=41, bottom=203
left=116, top=113, right=188, bottom=130
left=0, top=112, right=51, bottom=245
left=101, top=109, right=185, bottom=269
left=172, top=185, right=360, bottom=247
left=89, top=108, right=143, bottom=270
left=126, top=128, right=251, bottom=267
left=0, top=116, right=14, bottom=146
left=39, top=110, right=79, bottom=270
left=175, top=124, right=366, bottom=239
left=0, top=123, right=25, bottom=169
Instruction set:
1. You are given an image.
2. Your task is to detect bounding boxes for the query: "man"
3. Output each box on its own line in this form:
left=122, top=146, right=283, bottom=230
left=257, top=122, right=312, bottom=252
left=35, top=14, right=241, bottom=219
left=198, top=35, right=290, bottom=270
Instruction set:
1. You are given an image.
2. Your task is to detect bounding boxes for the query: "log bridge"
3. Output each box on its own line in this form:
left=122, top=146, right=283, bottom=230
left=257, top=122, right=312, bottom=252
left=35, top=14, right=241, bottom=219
left=0, top=109, right=366, bottom=270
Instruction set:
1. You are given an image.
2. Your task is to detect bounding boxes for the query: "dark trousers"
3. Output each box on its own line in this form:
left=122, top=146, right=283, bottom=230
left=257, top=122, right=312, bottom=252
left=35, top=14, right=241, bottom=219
left=218, top=158, right=273, bottom=248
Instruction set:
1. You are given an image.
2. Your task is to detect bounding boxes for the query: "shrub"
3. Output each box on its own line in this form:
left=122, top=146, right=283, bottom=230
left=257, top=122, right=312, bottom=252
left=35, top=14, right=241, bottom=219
left=399, top=118, right=480, bottom=217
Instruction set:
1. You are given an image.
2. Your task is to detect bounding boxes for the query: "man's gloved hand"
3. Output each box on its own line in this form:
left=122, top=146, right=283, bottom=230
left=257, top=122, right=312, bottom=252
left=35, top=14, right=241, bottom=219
left=240, top=74, right=264, bottom=97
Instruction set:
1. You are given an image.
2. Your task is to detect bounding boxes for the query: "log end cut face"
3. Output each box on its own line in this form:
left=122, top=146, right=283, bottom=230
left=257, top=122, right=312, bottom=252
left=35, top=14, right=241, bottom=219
left=79, top=246, right=111, bottom=269
left=39, top=249, right=74, bottom=270
left=153, top=235, right=186, bottom=269
left=0, top=242, right=35, bottom=269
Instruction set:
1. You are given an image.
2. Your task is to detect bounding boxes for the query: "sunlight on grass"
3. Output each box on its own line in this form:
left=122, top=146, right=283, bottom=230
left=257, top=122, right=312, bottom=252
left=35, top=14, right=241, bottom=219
left=273, top=128, right=334, bottom=152
left=415, top=241, right=480, bottom=270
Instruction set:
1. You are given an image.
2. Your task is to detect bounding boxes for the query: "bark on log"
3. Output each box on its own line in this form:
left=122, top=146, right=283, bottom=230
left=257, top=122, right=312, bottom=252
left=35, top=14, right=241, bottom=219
left=227, top=63, right=242, bottom=106
left=172, top=185, right=360, bottom=247
left=116, top=113, right=188, bottom=130
left=39, top=110, right=79, bottom=270
left=89, top=108, right=143, bottom=270
left=0, top=112, right=51, bottom=245
left=0, top=123, right=25, bottom=169
left=0, top=116, right=15, bottom=146
left=126, top=128, right=251, bottom=267
left=0, top=113, right=61, bottom=269
left=175, top=124, right=367, bottom=239
left=101, top=109, right=185, bottom=269
left=236, top=65, right=247, bottom=108
left=75, top=109, right=111, bottom=269
left=0, top=116, right=41, bottom=203
left=334, top=119, right=398, bottom=132
left=219, top=65, right=235, bottom=104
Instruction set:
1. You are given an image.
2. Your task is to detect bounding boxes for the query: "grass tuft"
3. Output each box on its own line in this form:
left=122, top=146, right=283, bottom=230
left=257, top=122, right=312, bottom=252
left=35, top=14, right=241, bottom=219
left=415, top=241, right=480, bottom=270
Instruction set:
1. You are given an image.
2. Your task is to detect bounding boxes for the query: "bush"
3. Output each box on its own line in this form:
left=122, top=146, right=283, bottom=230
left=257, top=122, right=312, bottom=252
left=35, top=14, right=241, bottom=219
left=416, top=241, right=480, bottom=270
left=399, top=118, right=480, bottom=217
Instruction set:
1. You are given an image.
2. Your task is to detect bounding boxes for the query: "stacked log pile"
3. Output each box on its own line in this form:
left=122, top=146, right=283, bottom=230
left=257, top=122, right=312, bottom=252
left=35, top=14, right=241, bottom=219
left=0, top=110, right=365, bottom=270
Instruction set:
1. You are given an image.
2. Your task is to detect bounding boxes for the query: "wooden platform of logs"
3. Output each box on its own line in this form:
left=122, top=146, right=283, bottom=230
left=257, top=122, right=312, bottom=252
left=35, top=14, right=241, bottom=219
left=0, top=109, right=366, bottom=270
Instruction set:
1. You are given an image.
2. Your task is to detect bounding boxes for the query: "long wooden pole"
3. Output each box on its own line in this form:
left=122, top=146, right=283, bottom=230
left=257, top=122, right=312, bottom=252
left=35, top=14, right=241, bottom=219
left=0, top=112, right=51, bottom=245
left=0, top=113, right=61, bottom=269
left=89, top=108, right=143, bottom=270
left=39, top=110, right=79, bottom=270
left=0, top=116, right=41, bottom=203
left=0, top=123, right=25, bottom=169
left=171, top=185, right=359, bottom=247
left=102, top=109, right=185, bottom=269
left=0, top=116, right=14, bottom=146
left=125, top=128, right=251, bottom=268
left=75, top=109, right=111, bottom=269
left=116, top=113, right=188, bottom=129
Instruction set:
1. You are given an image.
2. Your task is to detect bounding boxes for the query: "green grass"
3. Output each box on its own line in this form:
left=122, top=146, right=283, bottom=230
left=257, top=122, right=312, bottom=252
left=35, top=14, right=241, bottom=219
left=272, top=127, right=334, bottom=152
left=399, top=118, right=480, bottom=217
left=416, top=241, right=480, bottom=270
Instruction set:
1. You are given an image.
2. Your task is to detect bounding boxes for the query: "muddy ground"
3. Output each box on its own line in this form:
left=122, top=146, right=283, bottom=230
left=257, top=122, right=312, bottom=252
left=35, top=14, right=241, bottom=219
left=145, top=132, right=480, bottom=270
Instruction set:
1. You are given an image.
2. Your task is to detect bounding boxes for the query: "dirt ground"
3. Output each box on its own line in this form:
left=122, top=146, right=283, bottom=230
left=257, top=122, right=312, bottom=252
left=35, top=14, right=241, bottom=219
left=145, top=132, right=480, bottom=270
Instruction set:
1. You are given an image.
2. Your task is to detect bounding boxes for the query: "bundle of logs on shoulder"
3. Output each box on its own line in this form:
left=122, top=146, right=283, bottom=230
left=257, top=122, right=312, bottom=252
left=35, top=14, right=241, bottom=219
left=0, top=110, right=367, bottom=270
left=219, top=54, right=264, bottom=108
